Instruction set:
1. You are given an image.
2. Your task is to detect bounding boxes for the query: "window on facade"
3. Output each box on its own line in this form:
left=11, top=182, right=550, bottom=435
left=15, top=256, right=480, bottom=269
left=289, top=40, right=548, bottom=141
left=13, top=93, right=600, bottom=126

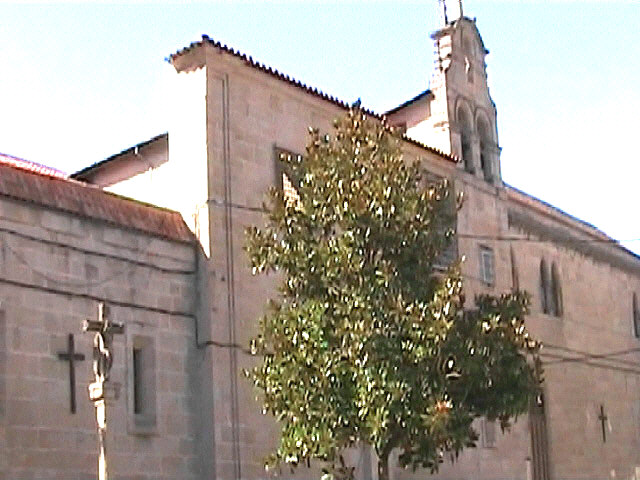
left=477, top=117, right=493, bottom=182
left=480, top=150, right=489, bottom=179
left=510, top=246, right=520, bottom=291
left=479, top=245, right=495, bottom=286
left=457, top=107, right=474, bottom=173
left=461, top=134, right=473, bottom=173
left=128, top=335, right=156, bottom=433
left=274, top=147, right=302, bottom=207
left=539, top=259, right=550, bottom=314
left=550, top=263, right=563, bottom=317
left=481, top=418, right=497, bottom=448
left=132, top=348, right=144, bottom=414
left=540, top=259, right=562, bottom=317
left=430, top=173, right=458, bottom=271
left=633, top=293, right=640, bottom=338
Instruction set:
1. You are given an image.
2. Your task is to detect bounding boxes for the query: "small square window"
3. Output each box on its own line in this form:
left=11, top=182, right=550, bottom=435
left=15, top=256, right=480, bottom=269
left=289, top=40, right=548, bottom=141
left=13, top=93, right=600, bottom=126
left=479, top=246, right=495, bottom=286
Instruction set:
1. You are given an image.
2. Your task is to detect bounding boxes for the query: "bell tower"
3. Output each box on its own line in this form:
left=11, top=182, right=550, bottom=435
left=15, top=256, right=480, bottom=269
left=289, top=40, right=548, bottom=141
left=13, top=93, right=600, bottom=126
left=432, top=2, right=501, bottom=184
left=389, top=1, right=501, bottom=185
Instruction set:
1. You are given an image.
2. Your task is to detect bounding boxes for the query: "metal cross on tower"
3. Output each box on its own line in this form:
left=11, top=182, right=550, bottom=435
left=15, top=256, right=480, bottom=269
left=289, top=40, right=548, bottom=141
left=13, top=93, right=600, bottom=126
left=83, top=302, right=124, bottom=480
left=56, top=333, right=85, bottom=414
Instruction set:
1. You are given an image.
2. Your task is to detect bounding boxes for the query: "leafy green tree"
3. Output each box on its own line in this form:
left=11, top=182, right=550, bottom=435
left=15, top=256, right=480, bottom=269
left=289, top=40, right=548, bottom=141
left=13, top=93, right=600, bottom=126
left=245, top=108, right=540, bottom=480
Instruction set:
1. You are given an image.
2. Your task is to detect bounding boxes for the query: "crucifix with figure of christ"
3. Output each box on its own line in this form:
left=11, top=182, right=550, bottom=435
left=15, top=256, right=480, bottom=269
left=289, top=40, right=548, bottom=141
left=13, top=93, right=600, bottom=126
left=83, top=302, right=124, bottom=480
left=57, top=333, right=85, bottom=414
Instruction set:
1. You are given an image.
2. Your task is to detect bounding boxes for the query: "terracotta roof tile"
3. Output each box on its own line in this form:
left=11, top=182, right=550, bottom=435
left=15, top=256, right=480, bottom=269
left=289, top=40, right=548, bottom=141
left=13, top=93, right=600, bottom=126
left=505, top=184, right=610, bottom=240
left=0, top=152, right=67, bottom=179
left=169, top=36, right=456, bottom=164
left=385, top=89, right=433, bottom=116
left=0, top=159, right=194, bottom=244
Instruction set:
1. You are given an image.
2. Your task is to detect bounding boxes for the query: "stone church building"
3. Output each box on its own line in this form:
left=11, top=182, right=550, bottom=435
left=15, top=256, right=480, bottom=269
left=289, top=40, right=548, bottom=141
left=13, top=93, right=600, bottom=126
left=1, top=3, right=640, bottom=480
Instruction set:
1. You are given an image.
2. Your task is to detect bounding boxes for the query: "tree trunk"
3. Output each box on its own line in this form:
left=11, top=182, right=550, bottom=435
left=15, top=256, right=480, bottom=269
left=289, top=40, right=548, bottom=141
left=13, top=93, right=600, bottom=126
left=378, top=453, right=389, bottom=480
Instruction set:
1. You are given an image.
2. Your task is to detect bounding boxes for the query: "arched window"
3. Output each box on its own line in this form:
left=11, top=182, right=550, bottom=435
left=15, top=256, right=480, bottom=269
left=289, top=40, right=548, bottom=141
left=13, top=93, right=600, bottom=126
left=540, top=259, right=562, bottom=317
left=477, top=116, right=493, bottom=182
left=461, top=132, right=472, bottom=172
left=550, top=263, right=563, bottom=317
left=539, top=259, right=550, bottom=314
left=510, top=246, right=519, bottom=291
left=457, top=106, right=474, bottom=173
left=633, top=293, right=640, bottom=338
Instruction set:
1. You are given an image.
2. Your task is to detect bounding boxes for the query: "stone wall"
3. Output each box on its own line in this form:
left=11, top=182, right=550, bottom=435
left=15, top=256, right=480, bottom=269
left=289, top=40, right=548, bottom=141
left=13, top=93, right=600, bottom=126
left=0, top=192, right=206, bottom=480
left=180, top=41, right=467, bottom=480
left=420, top=184, right=640, bottom=480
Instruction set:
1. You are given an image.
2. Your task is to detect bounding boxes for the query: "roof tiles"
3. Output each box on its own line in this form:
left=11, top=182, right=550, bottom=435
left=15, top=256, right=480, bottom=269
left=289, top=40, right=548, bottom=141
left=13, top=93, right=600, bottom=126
left=169, top=35, right=456, bottom=163
left=0, top=152, right=67, bottom=179
left=0, top=157, right=194, bottom=244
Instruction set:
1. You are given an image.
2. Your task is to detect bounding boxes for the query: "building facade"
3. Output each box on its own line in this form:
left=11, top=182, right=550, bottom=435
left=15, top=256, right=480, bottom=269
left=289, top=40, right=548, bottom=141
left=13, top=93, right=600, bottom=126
left=1, top=3, right=640, bottom=480
left=0, top=152, right=217, bottom=479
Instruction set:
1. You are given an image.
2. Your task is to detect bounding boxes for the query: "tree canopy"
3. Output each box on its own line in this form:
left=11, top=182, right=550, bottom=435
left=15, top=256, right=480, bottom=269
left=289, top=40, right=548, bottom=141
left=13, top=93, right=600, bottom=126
left=245, top=108, right=540, bottom=480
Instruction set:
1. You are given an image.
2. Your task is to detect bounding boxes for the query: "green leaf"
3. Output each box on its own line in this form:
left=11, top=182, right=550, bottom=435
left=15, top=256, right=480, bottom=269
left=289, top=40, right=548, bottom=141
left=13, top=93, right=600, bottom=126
left=245, top=108, right=540, bottom=480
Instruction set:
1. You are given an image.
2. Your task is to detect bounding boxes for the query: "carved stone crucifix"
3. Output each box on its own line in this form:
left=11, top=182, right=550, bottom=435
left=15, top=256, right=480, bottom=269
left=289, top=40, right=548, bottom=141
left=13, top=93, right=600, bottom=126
left=83, top=302, right=124, bottom=480
left=57, top=333, right=85, bottom=414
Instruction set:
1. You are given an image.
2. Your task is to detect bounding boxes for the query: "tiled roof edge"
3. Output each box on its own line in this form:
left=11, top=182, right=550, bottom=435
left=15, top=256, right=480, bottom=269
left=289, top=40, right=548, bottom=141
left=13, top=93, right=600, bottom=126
left=505, top=183, right=640, bottom=263
left=0, top=161, right=195, bottom=244
left=71, top=132, right=168, bottom=180
left=169, top=35, right=457, bottom=164
left=505, top=183, right=607, bottom=238
left=385, top=89, right=433, bottom=116
left=0, top=152, right=68, bottom=179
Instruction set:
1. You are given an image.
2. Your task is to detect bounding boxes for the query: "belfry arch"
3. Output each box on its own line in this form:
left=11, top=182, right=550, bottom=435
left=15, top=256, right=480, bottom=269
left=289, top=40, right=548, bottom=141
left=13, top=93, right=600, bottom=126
left=476, top=112, right=494, bottom=182
left=456, top=100, right=474, bottom=173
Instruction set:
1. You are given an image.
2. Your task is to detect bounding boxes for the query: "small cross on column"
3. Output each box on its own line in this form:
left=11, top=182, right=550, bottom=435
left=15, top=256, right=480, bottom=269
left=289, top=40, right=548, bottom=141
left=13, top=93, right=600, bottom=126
left=83, top=302, right=124, bottom=480
left=598, top=404, right=608, bottom=443
left=57, top=333, right=85, bottom=414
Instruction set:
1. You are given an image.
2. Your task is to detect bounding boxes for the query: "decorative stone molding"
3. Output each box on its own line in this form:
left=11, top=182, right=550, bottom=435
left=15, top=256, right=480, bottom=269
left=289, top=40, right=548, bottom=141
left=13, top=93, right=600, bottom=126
left=508, top=209, right=640, bottom=275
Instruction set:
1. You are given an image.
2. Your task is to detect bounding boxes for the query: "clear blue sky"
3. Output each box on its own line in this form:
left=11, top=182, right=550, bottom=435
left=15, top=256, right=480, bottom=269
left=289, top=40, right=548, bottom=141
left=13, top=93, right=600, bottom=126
left=1, top=1, right=638, bottom=252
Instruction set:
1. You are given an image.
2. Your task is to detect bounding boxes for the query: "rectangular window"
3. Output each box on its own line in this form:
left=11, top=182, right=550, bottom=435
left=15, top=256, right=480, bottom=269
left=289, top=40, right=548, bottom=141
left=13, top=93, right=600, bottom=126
left=428, top=173, right=458, bottom=271
left=132, top=348, right=143, bottom=414
left=633, top=293, right=640, bottom=338
left=127, top=334, right=157, bottom=434
left=282, top=170, right=301, bottom=207
left=510, top=246, right=519, bottom=291
left=479, top=245, right=495, bottom=286
left=274, top=146, right=302, bottom=207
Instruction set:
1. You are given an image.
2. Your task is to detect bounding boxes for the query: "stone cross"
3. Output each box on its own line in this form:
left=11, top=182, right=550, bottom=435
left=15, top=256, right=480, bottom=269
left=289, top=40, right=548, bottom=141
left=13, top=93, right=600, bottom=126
left=598, top=404, right=608, bottom=443
left=83, top=302, right=124, bottom=480
left=56, top=333, right=85, bottom=414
